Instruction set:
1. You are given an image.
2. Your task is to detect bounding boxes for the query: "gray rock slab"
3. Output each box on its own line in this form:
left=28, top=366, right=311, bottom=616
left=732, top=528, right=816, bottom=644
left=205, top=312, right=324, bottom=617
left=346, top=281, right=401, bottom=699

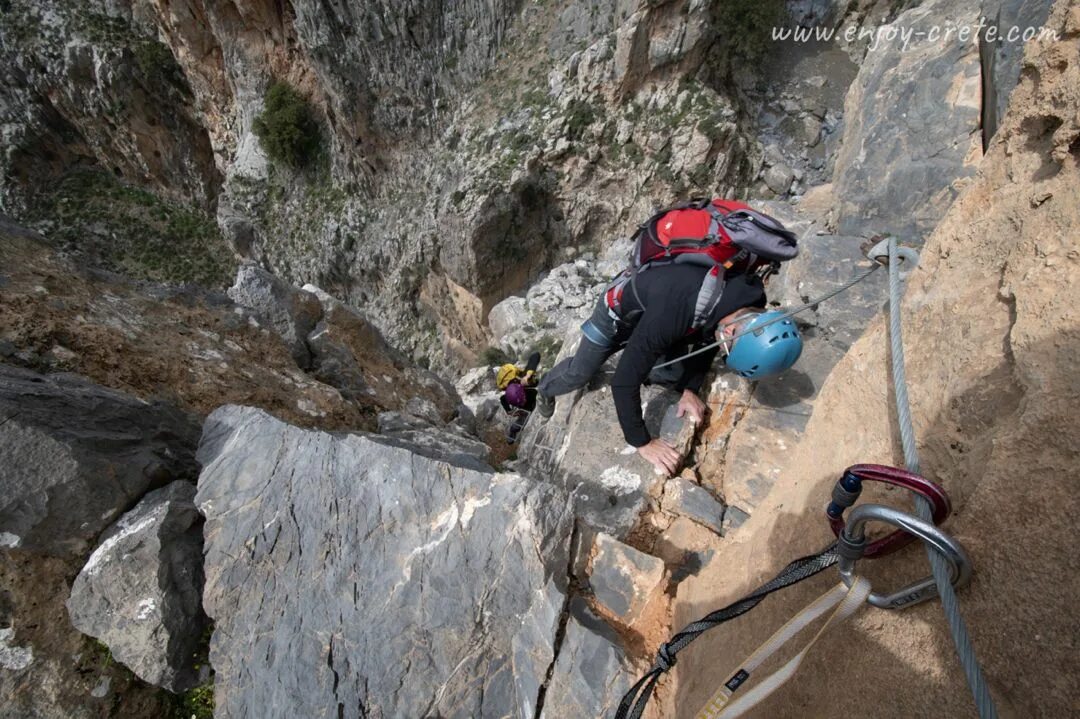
left=832, top=0, right=982, bottom=242
left=373, top=424, right=494, bottom=472
left=772, top=233, right=887, bottom=363
left=196, top=406, right=575, bottom=718
left=589, top=533, right=666, bottom=623
left=66, top=481, right=207, bottom=692
left=662, top=478, right=726, bottom=535
left=714, top=226, right=892, bottom=519
left=510, top=576, right=566, bottom=718
left=722, top=505, right=751, bottom=533
left=228, top=263, right=322, bottom=368
left=0, top=365, right=200, bottom=557
left=376, top=410, right=432, bottom=434
left=539, top=598, right=636, bottom=719
left=526, top=386, right=685, bottom=536
left=456, top=366, right=495, bottom=396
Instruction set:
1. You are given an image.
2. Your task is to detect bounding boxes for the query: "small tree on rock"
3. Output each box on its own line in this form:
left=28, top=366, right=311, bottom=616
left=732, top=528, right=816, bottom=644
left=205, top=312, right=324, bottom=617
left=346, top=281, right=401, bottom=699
left=253, top=81, right=320, bottom=168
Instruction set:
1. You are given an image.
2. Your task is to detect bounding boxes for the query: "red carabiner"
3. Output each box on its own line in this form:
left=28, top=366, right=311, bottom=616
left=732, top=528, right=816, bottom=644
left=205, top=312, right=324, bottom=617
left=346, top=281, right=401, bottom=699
left=826, top=464, right=951, bottom=558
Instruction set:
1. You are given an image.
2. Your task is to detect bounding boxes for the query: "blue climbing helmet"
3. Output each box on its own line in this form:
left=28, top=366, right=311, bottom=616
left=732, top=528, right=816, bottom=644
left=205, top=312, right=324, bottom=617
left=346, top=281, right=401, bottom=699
left=719, top=309, right=803, bottom=379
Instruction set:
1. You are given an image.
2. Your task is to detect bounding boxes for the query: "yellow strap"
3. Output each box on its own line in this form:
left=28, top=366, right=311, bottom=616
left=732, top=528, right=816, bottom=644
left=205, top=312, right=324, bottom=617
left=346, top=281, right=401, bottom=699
left=696, top=577, right=872, bottom=719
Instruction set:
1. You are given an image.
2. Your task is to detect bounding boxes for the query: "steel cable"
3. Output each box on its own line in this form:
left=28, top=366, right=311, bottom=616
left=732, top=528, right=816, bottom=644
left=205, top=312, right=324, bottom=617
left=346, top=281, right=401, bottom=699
left=886, top=238, right=997, bottom=719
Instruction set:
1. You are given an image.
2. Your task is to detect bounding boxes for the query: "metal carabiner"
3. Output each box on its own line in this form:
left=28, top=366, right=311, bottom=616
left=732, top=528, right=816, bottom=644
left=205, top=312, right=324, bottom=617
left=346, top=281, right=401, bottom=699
left=837, top=504, right=972, bottom=610
left=826, top=464, right=952, bottom=558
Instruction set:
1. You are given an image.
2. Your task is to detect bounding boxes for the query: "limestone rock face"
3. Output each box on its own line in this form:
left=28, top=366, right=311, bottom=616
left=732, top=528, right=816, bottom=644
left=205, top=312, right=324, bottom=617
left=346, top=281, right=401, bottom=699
left=66, top=482, right=207, bottom=692
left=196, top=405, right=577, bottom=718
left=832, top=0, right=984, bottom=241
left=980, top=0, right=1057, bottom=140
left=301, top=283, right=463, bottom=420
left=488, top=238, right=632, bottom=358
left=0, top=365, right=200, bottom=558
left=228, top=263, right=323, bottom=368
left=0, top=0, right=220, bottom=215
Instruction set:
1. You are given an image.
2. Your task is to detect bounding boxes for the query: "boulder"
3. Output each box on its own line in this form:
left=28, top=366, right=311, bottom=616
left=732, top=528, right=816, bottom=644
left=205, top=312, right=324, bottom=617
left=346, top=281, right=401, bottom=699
left=588, top=533, right=666, bottom=624
left=404, top=397, right=442, bottom=424
left=66, top=482, right=207, bottom=692
left=539, top=598, right=636, bottom=718
left=763, top=163, right=795, bottom=194
left=228, top=263, right=323, bottom=368
left=488, top=295, right=530, bottom=343
left=0, top=365, right=200, bottom=557
left=455, top=366, right=495, bottom=396
left=195, top=405, right=576, bottom=718
left=832, top=0, right=983, bottom=241
left=461, top=391, right=504, bottom=425
left=660, top=477, right=726, bottom=535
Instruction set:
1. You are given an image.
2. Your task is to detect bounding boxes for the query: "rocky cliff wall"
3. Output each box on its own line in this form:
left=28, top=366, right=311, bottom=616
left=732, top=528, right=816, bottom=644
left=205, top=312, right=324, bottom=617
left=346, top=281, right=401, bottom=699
left=2, top=0, right=1057, bottom=375
left=669, top=3, right=1080, bottom=717
left=2, top=0, right=767, bottom=371
left=0, top=1, right=220, bottom=213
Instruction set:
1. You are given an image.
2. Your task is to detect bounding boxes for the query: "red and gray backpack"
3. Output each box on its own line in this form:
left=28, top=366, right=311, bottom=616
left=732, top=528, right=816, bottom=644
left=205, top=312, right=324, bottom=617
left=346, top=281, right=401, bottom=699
left=604, top=198, right=799, bottom=330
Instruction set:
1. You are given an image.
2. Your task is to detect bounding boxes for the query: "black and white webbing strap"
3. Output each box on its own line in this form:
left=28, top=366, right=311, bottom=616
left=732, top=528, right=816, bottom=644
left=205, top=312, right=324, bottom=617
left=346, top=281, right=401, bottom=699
left=614, top=545, right=839, bottom=719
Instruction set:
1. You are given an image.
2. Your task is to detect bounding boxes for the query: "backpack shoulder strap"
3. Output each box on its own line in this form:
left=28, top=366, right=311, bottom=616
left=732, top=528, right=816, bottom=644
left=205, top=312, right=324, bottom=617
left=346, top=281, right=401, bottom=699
left=692, top=265, right=728, bottom=331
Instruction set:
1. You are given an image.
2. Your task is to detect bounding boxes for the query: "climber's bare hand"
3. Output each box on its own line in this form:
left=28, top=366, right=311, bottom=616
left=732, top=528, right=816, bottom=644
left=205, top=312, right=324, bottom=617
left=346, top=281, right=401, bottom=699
left=637, top=439, right=680, bottom=476
left=676, top=389, right=706, bottom=425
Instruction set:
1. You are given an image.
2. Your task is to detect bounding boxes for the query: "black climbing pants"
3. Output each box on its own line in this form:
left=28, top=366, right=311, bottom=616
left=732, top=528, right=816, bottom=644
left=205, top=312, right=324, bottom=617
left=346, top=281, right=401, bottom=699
left=538, top=297, right=683, bottom=398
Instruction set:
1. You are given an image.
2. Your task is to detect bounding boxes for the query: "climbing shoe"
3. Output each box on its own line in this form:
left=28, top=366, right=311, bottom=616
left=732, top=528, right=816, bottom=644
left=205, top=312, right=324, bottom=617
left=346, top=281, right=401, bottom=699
left=536, top=391, right=555, bottom=418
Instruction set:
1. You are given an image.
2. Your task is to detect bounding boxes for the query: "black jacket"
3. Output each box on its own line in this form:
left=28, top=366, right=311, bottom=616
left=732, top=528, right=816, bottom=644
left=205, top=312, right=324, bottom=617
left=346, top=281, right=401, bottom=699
left=610, top=264, right=766, bottom=447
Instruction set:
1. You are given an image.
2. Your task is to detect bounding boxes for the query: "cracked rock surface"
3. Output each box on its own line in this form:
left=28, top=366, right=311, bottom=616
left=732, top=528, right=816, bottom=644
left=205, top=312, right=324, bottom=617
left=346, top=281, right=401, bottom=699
left=67, top=481, right=208, bottom=692
left=196, top=405, right=580, bottom=718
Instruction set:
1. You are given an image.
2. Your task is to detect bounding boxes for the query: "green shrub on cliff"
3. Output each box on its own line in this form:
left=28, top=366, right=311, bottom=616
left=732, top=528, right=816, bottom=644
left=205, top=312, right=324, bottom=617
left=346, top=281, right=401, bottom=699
left=253, top=82, right=321, bottom=168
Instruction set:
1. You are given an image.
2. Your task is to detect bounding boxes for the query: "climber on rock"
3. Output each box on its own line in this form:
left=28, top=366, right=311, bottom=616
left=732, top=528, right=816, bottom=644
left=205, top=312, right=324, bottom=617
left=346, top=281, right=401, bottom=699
left=497, top=351, right=541, bottom=444
left=535, top=198, right=803, bottom=476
